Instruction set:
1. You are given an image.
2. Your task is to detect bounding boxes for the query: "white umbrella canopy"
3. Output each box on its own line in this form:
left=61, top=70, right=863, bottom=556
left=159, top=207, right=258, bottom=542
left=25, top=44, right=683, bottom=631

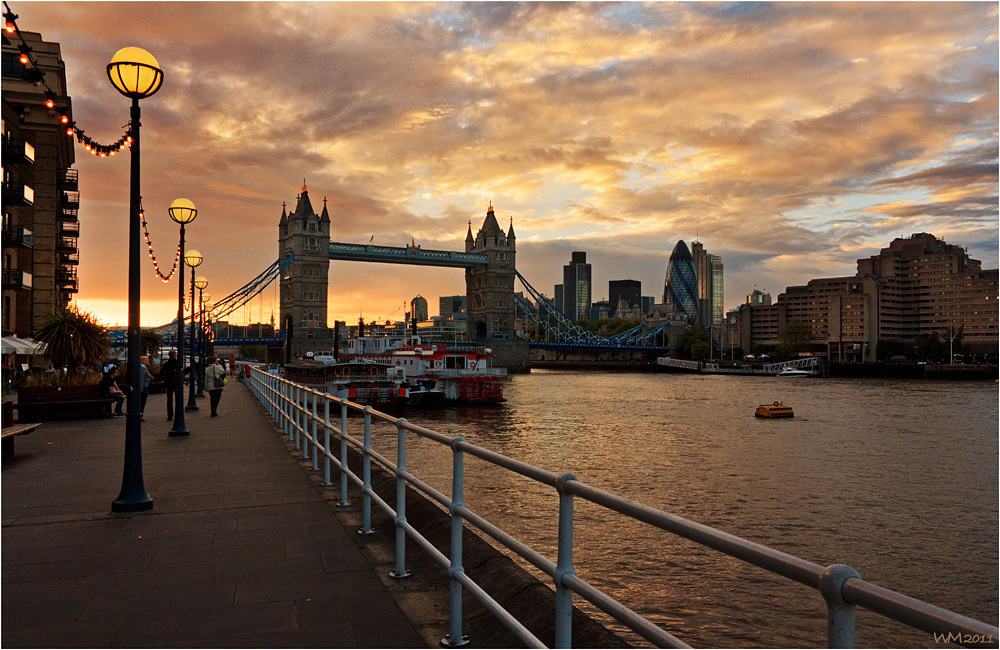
left=1, top=337, right=44, bottom=355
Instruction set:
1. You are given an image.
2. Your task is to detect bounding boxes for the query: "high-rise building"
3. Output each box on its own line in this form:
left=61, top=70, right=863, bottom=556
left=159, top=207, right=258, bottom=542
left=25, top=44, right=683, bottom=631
left=3, top=28, right=78, bottom=337
left=609, top=279, right=641, bottom=315
left=691, top=241, right=724, bottom=331
left=410, top=295, right=428, bottom=321
left=663, top=240, right=698, bottom=325
left=747, top=289, right=772, bottom=306
left=553, top=284, right=563, bottom=315
left=438, top=295, right=465, bottom=319
left=563, top=252, right=591, bottom=321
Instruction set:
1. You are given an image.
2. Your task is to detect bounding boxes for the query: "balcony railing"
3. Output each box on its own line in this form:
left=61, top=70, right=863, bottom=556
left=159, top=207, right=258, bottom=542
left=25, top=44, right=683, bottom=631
left=60, top=190, right=80, bottom=210
left=60, top=222, right=80, bottom=237
left=60, top=168, right=79, bottom=189
left=56, top=237, right=78, bottom=251
left=2, top=224, right=33, bottom=248
left=2, top=269, right=32, bottom=291
left=59, top=251, right=79, bottom=265
left=1, top=182, right=34, bottom=206
left=58, top=207, right=79, bottom=222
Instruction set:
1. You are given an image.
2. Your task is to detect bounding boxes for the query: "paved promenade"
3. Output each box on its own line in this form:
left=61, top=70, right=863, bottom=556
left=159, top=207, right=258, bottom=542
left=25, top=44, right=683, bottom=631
left=2, top=382, right=427, bottom=648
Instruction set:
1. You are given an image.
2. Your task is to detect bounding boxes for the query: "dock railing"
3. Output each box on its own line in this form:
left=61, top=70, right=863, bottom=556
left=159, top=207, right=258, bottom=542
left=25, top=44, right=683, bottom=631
left=244, top=365, right=997, bottom=649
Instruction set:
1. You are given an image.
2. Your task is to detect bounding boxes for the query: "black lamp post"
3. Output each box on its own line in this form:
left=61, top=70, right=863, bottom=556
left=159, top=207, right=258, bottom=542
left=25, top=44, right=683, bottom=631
left=184, top=250, right=203, bottom=411
left=200, top=291, right=211, bottom=373
left=168, top=198, right=197, bottom=437
left=108, top=46, right=162, bottom=513
left=194, top=276, right=208, bottom=397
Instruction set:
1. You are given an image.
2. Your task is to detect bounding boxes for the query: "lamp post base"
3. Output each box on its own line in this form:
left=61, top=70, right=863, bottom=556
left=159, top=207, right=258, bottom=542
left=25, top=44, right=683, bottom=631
left=168, top=428, right=190, bottom=437
left=111, top=495, right=154, bottom=512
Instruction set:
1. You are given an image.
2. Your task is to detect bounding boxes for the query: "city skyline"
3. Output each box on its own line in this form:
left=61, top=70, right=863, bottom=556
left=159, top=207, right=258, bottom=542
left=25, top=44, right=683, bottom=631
left=12, top=1, right=998, bottom=327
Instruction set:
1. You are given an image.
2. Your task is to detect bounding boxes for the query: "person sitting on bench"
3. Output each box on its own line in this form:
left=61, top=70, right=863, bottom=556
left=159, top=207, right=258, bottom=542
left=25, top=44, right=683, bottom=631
left=99, top=366, right=125, bottom=418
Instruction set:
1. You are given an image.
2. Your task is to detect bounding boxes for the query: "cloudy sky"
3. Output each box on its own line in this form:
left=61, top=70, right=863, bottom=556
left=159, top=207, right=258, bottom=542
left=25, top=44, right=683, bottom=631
left=14, top=1, right=999, bottom=327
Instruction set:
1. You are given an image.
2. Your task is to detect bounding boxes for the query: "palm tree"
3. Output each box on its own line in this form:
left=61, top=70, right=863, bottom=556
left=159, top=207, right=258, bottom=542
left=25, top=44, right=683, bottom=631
left=140, top=329, right=163, bottom=359
left=34, top=306, right=111, bottom=368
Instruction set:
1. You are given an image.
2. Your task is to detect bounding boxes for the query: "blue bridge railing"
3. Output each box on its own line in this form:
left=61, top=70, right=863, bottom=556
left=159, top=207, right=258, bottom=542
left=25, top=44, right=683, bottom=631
left=244, top=365, right=998, bottom=648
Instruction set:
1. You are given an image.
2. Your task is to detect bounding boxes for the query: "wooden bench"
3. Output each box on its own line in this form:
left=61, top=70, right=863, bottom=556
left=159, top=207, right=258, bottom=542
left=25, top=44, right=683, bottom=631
left=2, top=422, right=41, bottom=459
left=15, top=385, right=115, bottom=421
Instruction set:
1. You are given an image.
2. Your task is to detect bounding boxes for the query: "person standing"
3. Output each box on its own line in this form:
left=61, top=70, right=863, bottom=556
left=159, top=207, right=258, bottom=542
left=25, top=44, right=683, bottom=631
left=139, top=356, right=153, bottom=422
left=159, top=350, right=179, bottom=420
left=204, top=355, right=226, bottom=417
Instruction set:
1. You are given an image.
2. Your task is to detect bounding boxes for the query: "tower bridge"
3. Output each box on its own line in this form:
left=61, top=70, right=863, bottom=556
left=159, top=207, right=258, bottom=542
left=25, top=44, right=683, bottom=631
left=190, top=184, right=676, bottom=368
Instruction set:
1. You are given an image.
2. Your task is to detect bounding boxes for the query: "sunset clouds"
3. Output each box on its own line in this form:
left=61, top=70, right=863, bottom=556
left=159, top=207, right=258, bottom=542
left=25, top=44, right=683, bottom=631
left=16, top=1, right=998, bottom=326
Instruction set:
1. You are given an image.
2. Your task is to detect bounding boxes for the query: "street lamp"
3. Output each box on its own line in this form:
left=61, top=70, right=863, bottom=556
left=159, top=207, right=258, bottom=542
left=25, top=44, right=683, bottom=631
left=194, top=276, right=208, bottom=397
left=184, top=250, right=203, bottom=410
left=168, top=198, right=196, bottom=437
left=108, top=46, right=162, bottom=513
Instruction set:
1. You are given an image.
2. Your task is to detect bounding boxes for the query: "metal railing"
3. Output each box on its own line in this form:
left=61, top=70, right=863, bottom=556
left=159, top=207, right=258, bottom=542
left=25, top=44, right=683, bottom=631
left=244, top=366, right=997, bottom=649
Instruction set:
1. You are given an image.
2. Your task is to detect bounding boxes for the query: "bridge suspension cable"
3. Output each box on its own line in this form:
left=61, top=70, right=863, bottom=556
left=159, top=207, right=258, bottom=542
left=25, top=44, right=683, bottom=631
left=514, top=271, right=670, bottom=346
left=212, top=255, right=292, bottom=321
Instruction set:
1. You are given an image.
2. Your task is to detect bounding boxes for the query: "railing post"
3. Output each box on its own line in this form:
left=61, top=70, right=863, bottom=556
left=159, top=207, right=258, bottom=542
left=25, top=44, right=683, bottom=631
left=285, top=382, right=293, bottom=441
left=358, top=406, right=374, bottom=534
left=390, top=419, right=410, bottom=579
left=307, top=390, right=316, bottom=464
left=323, top=397, right=331, bottom=485
left=554, top=473, right=577, bottom=649
left=338, top=401, right=351, bottom=507
left=819, top=564, right=861, bottom=648
left=294, top=386, right=302, bottom=450
left=443, top=437, right=469, bottom=647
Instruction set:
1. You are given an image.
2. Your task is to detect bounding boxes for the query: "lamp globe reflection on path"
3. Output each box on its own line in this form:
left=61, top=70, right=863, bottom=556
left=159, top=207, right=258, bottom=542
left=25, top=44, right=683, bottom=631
left=194, top=278, right=209, bottom=397
left=184, top=250, right=204, bottom=411
left=108, top=46, right=162, bottom=513
left=168, top=198, right=196, bottom=437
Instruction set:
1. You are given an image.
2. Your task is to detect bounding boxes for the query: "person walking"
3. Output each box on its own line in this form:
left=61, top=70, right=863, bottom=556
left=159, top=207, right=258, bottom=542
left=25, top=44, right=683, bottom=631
left=159, top=350, right=179, bottom=420
left=204, top=355, right=226, bottom=417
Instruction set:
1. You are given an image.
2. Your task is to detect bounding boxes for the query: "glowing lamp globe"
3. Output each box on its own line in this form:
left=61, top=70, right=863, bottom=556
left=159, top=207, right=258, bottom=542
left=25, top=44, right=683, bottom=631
left=201, top=292, right=211, bottom=304
left=194, top=276, right=209, bottom=290
left=107, top=47, right=163, bottom=99
left=184, top=249, right=203, bottom=268
left=169, top=198, right=197, bottom=224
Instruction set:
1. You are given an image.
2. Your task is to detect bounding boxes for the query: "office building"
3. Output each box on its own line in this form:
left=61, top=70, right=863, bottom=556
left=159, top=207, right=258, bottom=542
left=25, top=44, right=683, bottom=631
left=3, top=28, right=78, bottom=337
left=438, top=294, right=465, bottom=320
left=410, top=295, right=428, bottom=322
left=691, top=241, right=724, bottom=333
left=732, top=233, right=998, bottom=361
left=609, top=279, right=641, bottom=316
left=553, top=284, right=563, bottom=315
left=563, top=251, right=591, bottom=321
left=663, top=240, right=699, bottom=325
left=747, top=289, right=772, bottom=306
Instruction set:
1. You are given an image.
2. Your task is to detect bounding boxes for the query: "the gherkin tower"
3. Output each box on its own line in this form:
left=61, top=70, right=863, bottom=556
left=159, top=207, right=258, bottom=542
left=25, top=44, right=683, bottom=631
left=663, top=240, right=699, bottom=325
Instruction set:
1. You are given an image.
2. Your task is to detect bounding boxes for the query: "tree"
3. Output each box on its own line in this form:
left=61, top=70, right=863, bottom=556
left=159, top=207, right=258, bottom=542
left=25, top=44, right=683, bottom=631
left=776, top=319, right=812, bottom=360
left=34, top=306, right=111, bottom=368
left=677, top=326, right=711, bottom=360
left=140, top=329, right=163, bottom=358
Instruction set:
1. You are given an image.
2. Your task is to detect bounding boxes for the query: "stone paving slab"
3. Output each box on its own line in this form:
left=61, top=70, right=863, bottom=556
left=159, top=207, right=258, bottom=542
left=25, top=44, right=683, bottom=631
left=2, top=382, right=426, bottom=648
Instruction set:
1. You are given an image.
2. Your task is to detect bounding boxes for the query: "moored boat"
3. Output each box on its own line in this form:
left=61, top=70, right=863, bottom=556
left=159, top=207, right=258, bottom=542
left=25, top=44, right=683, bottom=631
left=776, top=368, right=811, bottom=378
left=755, top=402, right=794, bottom=418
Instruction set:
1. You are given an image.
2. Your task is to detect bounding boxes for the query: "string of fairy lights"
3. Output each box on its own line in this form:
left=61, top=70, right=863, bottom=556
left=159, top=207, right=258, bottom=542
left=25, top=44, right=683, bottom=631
left=6, top=1, right=184, bottom=284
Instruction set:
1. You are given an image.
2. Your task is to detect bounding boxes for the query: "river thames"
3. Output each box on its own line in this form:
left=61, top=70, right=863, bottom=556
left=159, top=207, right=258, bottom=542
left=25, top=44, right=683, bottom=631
left=367, top=371, right=998, bottom=648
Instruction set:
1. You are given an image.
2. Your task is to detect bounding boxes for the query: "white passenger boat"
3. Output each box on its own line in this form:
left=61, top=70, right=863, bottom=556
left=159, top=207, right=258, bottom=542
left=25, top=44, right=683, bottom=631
left=339, top=336, right=506, bottom=404
left=776, top=368, right=811, bottom=378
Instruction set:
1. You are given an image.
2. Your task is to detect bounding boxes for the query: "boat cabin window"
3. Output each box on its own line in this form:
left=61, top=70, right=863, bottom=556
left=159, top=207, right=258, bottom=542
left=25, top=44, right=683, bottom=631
left=445, top=356, right=466, bottom=370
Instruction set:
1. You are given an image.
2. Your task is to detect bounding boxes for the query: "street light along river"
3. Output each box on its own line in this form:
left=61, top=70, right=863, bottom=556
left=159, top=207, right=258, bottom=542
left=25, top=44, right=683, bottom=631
left=367, top=371, right=998, bottom=648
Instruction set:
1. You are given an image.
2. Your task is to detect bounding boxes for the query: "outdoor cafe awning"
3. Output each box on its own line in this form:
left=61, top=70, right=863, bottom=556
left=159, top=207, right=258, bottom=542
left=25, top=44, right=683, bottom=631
left=1, top=336, right=44, bottom=355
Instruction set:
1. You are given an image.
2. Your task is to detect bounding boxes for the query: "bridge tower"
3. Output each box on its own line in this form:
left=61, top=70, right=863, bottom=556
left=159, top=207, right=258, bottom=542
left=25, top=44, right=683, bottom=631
left=278, top=181, right=332, bottom=358
left=465, top=201, right=516, bottom=341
